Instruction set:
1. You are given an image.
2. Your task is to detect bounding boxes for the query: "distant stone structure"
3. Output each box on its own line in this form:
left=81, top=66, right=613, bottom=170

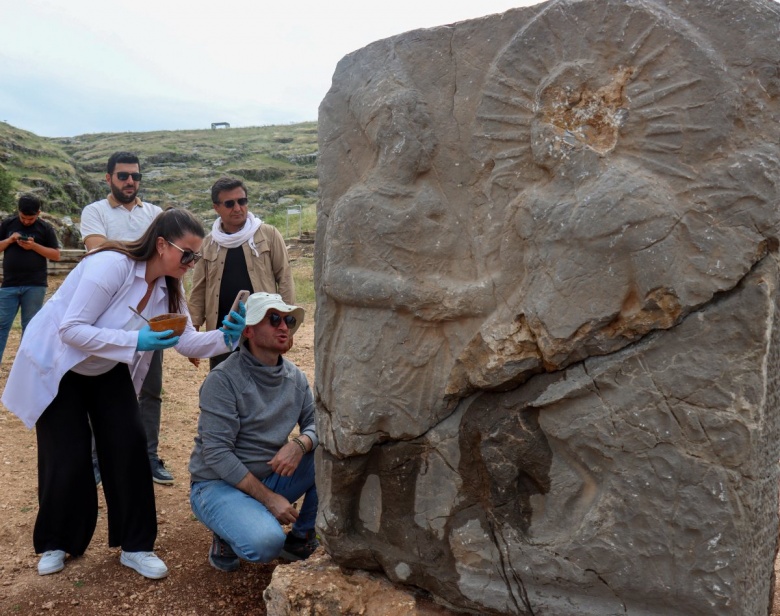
left=210, top=122, right=230, bottom=130
left=314, top=0, right=780, bottom=614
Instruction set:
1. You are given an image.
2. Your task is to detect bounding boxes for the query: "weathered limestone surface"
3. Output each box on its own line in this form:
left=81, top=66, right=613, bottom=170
left=314, top=0, right=780, bottom=613
left=264, top=551, right=457, bottom=616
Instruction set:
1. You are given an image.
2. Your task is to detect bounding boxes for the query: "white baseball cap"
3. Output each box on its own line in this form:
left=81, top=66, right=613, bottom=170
left=244, top=292, right=304, bottom=335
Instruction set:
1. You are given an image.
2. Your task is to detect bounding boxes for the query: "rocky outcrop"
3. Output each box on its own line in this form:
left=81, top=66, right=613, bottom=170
left=228, top=167, right=286, bottom=182
left=287, top=153, right=318, bottom=166
left=40, top=213, right=82, bottom=248
left=314, top=0, right=780, bottom=614
left=264, top=551, right=457, bottom=616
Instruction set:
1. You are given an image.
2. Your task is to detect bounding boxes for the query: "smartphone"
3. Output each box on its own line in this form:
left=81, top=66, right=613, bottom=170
left=227, top=290, right=250, bottom=323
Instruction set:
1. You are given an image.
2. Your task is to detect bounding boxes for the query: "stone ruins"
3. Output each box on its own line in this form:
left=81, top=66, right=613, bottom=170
left=313, top=0, right=780, bottom=613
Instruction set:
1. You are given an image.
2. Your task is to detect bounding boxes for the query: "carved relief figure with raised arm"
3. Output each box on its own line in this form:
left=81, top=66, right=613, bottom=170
left=319, top=82, right=493, bottom=456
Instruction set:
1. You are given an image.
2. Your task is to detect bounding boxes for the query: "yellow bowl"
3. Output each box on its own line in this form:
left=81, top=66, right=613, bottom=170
left=149, top=313, right=187, bottom=337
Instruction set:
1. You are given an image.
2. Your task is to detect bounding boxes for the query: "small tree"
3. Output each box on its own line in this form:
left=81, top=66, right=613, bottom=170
left=0, top=165, right=14, bottom=212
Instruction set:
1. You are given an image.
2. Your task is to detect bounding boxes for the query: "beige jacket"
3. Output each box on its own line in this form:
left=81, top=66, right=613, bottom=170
left=189, top=224, right=295, bottom=331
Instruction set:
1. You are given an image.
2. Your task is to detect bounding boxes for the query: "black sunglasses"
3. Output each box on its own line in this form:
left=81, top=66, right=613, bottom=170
left=267, top=312, right=297, bottom=329
left=220, top=198, right=249, bottom=208
left=115, top=171, right=142, bottom=182
left=166, top=240, right=202, bottom=265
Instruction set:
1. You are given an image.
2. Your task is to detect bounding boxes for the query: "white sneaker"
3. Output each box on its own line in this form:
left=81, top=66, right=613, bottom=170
left=120, top=550, right=169, bottom=579
left=38, top=550, right=66, bottom=575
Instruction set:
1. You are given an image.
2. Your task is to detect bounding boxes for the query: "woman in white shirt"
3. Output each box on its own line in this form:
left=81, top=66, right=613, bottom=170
left=2, top=208, right=245, bottom=580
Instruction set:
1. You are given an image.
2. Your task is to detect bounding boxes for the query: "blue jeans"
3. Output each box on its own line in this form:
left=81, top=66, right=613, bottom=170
left=0, top=285, right=46, bottom=363
left=190, top=452, right=317, bottom=563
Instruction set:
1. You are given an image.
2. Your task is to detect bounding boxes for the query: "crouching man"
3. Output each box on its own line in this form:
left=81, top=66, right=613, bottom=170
left=188, top=292, right=318, bottom=571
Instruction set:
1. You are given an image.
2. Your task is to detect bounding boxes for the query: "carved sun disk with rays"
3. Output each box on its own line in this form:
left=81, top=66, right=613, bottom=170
left=476, top=0, right=733, bottom=185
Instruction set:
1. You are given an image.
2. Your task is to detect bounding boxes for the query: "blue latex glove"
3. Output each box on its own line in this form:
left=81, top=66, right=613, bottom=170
left=136, top=325, right=180, bottom=351
left=219, top=301, right=246, bottom=348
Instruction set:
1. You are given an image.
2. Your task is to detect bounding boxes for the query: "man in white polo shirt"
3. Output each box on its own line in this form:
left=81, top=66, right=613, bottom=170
left=80, top=152, right=172, bottom=485
left=81, top=153, right=161, bottom=248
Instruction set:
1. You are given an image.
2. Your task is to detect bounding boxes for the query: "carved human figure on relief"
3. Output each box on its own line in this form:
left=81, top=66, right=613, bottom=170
left=451, top=0, right=764, bottom=395
left=320, top=84, right=492, bottom=454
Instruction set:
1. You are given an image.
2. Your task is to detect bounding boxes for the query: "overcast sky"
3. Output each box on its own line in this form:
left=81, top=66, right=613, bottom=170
left=0, top=0, right=541, bottom=138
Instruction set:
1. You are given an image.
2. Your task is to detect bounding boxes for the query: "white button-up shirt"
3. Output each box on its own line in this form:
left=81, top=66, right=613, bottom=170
left=2, top=250, right=231, bottom=428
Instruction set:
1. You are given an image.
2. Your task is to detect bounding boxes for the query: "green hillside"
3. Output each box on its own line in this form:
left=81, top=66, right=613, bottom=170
left=0, top=121, right=319, bottom=244
left=0, top=122, right=103, bottom=216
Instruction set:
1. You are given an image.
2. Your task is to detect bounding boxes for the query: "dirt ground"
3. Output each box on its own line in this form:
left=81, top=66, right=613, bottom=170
left=0, top=276, right=315, bottom=616
left=2, top=270, right=780, bottom=615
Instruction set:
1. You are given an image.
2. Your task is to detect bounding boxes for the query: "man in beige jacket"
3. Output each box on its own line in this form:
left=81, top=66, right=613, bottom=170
left=189, top=177, right=294, bottom=369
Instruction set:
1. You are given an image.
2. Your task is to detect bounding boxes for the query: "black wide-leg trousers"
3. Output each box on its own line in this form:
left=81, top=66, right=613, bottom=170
left=33, top=364, right=157, bottom=556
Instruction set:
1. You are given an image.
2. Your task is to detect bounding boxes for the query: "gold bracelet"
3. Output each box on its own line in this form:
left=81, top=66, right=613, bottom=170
left=292, top=437, right=307, bottom=455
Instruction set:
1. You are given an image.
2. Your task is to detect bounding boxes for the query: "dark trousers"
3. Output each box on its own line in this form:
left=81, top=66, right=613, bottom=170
left=139, top=349, right=163, bottom=460
left=209, top=350, right=234, bottom=371
left=34, top=364, right=157, bottom=556
left=92, top=349, right=164, bottom=466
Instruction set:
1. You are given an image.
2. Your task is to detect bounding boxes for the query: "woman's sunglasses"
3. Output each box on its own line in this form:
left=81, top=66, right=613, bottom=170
left=267, top=312, right=297, bottom=329
left=167, top=240, right=202, bottom=265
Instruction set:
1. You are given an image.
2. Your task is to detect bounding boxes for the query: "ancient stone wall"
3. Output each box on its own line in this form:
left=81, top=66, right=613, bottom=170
left=314, top=0, right=780, bottom=613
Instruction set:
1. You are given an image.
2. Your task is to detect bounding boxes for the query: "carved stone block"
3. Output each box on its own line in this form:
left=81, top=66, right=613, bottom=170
left=315, top=0, right=780, bottom=613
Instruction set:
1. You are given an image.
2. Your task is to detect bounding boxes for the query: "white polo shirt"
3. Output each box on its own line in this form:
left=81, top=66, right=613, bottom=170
left=80, top=195, right=163, bottom=243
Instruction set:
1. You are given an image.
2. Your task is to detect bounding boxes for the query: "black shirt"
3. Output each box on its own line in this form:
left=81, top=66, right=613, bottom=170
left=217, top=247, right=254, bottom=324
left=0, top=216, right=60, bottom=287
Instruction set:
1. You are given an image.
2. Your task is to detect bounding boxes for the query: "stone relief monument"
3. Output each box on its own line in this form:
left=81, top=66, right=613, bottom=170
left=314, top=0, right=780, bottom=613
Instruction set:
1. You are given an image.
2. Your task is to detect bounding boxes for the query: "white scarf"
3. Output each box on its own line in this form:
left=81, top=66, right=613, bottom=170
left=211, top=211, right=263, bottom=256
